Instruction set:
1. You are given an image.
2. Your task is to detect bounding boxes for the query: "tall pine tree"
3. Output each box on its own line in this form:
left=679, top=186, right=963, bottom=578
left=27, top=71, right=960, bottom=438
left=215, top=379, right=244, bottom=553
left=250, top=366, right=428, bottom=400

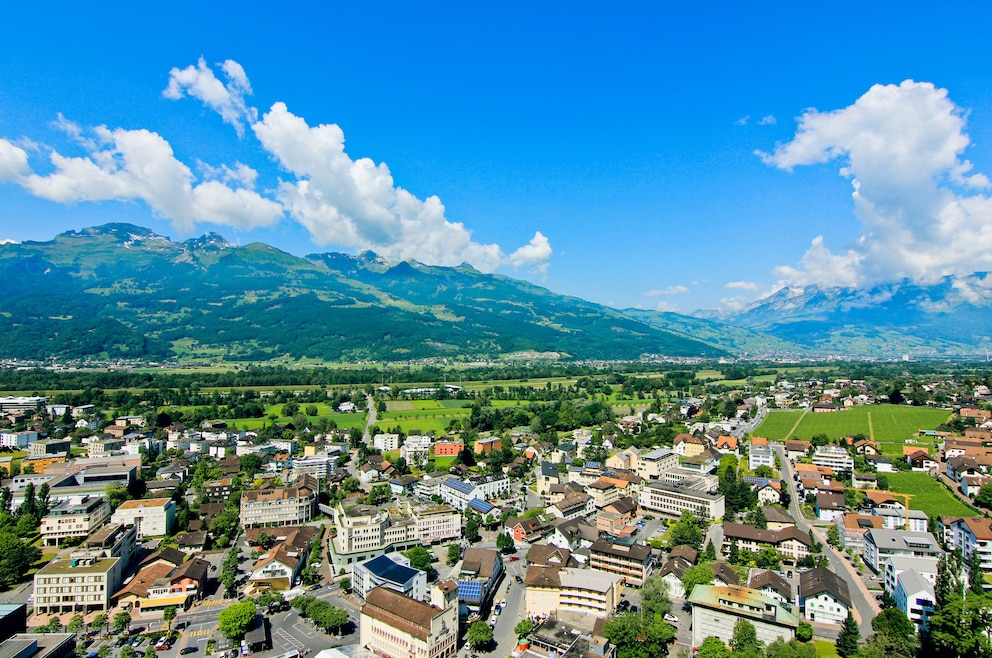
left=835, top=611, right=860, bottom=658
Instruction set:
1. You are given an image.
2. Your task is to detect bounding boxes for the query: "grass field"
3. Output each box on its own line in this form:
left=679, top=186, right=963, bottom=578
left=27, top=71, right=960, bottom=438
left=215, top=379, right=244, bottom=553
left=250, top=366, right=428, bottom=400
left=814, top=640, right=839, bottom=658
left=886, top=472, right=976, bottom=517
left=753, top=405, right=951, bottom=455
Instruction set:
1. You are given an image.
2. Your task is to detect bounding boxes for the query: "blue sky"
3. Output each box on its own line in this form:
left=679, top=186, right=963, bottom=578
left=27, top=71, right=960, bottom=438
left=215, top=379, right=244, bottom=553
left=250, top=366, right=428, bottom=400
left=2, top=2, right=992, bottom=313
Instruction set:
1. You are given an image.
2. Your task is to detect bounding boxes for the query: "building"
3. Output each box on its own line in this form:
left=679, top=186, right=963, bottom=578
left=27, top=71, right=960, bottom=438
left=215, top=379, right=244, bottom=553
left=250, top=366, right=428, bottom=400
left=28, top=438, right=71, bottom=458
left=548, top=492, right=595, bottom=520
left=360, top=582, right=459, bottom=658
left=353, top=554, right=427, bottom=601
left=203, top=477, right=236, bottom=502
left=438, top=479, right=480, bottom=511
left=588, top=539, right=653, bottom=587
left=0, top=634, right=76, bottom=658
left=0, top=431, right=36, bottom=449
left=749, top=444, right=775, bottom=471
left=812, top=446, right=855, bottom=473
left=836, top=514, right=884, bottom=553
left=113, top=554, right=210, bottom=611
left=639, top=480, right=725, bottom=520
left=110, top=498, right=176, bottom=538
left=33, top=555, right=123, bottom=615
left=473, top=437, right=503, bottom=455
left=586, top=480, right=621, bottom=509
left=400, top=435, right=431, bottom=466
left=882, top=555, right=938, bottom=597
left=240, top=475, right=318, bottom=528
left=40, top=495, right=112, bottom=546
left=457, top=548, right=503, bottom=616
left=433, top=440, right=462, bottom=457
left=373, top=433, right=400, bottom=452
left=411, top=504, right=461, bottom=545
left=329, top=503, right=419, bottom=568
left=637, top=448, right=679, bottom=479
left=673, top=434, right=707, bottom=458
left=799, top=567, right=851, bottom=625
left=947, top=517, right=992, bottom=573
left=722, top=523, right=812, bottom=563
left=689, top=585, right=799, bottom=648
left=524, top=566, right=623, bottom=616
left=893, top=569, right=935, bottom=631
left=863, top=529, right=942, bottom=572
left=468, top=473, right=510, bottom=499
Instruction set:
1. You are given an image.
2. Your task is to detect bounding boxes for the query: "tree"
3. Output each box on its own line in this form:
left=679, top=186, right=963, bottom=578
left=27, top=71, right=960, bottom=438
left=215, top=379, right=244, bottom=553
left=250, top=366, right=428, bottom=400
left=112, top=611, right=132, bottom=634
left=744, top=507, right=767, bottom=529
left=796, top=621, right=813, bottom=642
left=68, top=614, right=85, bottom=634
left=467, top=621, right=493, bottom=649
left=870, top=607, right=916, bottom=653
left=968, top=549, right=985, bottom=596
left=496, top=532, right=515, bottom=553
left=120, top=647, right=137, bottom=658
left=104, top=483, right=128, bottom=510
left=37, top=482, right=51, bottom=517
left=731, top=619, right=761, bottom=654
left=0, top=532, right=40, bottom=586
left=639, top=573, right=672, bottom=619
left=766, top=638, right=817, bottom=658
left=755, top=545, right=783, bottom=570
left=827, top=524, right=841, bottom=547
left=667, top=511, right=704, bottom=551
left=603, top=611, right=675, bottom=658
left=695, top=637, right=730, bottom=658
left=97, top=646, right=112, bottom=658
left=162, top=606, right=177, bottom=631
left=365, top=484, right=392, bottom=506
left=91, top=613, right=109, bottom=636
left=836, top=611, right=861, bottom=658
left=240, top=454, right=263, bottom=478
left=976, top=484, right=992, bottom=509
left=514, top=619, right=535, bottom=636
left=447, top=543, right=461, bottom=565
left=754, top=465, right=775, bottom=478
left=702, top=539, right=717, bottom=562
left=404, top=545, right=433, bottom=573
left=340, top=576, right=352, bottom=592
left=465, top=517, right=480, bottom=542
left=681, top=563, right=715, bottom=598
left=218, top=600, right=257, bottom=639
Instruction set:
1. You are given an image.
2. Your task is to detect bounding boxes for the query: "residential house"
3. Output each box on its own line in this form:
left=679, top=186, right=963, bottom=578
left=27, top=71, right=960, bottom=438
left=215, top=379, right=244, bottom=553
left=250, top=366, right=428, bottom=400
left=40, top=495, right=112, bottom=546
left=749, top=444, right=775, bottom=471
left=457, top=548, right=503, bottom=616
left=863, top=529, right=943, bottom=573
left=524, top=566, right=623, bottom=617
left=722, top=523, right=812, bottom=563
left=353, top=553, right=427, bottom=601
left=836, top=514, right=884, bottom=553
left=812, top=445, right=855, bottom=473
left=588, top=539, right=653, bottom=587
left=799, top=567, right=851, bottom=625
left=784, top=440, right=810, bottom=461
left=673, top=434, right=707, bottom=458
left=239, top=475, right=318, bottom=528
left=749, top=570, right=792, bottom=603
left=815, top=492, right=846, bottom=522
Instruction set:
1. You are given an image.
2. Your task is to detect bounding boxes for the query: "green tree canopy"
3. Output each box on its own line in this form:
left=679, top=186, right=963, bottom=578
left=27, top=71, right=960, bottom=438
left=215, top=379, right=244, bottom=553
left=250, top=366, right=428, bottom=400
left=730, top=619, right=761, bottom=654
left=695, top=637, right=730, bottom=658
left=404, top=545, right=433, bottom=573
left=836, top=611, right=861, bottom=658
left=681, top=563, right=715, bottom=598
left=112, top=612, right=132, bottom=634
left=218, top=600, right=257, bottom=639
left=603, top=611, right=675, bottom=658
left=467, top=621, right=493, bottom=649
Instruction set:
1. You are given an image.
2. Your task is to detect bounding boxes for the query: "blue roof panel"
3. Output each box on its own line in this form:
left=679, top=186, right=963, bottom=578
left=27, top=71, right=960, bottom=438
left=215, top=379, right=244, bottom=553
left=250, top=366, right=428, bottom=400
left=467, top=498, right=496, bottom=513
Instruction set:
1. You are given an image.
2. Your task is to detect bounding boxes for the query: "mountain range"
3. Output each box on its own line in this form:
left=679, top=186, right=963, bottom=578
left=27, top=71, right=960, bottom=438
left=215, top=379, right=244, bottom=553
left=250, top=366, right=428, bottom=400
left=1, top=223, right=989, bottom=363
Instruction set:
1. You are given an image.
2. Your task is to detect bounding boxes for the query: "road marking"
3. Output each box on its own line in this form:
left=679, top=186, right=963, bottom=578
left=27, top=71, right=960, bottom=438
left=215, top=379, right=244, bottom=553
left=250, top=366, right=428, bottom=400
left=188, top=628, right=217, bottom=637
left=199, top=600, right=227, bottom=607
left=275, top=628, right=305, bottom=652
left=293, top=622, right=317, bottom=637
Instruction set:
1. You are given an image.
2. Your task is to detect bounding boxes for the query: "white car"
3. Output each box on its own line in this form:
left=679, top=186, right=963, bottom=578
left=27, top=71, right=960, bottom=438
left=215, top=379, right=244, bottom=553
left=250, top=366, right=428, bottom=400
left=663, top=613, right=678, bottom=623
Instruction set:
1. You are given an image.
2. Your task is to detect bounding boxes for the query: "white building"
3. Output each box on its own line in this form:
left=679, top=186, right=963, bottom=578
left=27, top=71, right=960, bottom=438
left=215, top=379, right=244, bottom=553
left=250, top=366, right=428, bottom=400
left=0, top=430, right=37, bottom=449
left=400, top=435, right=431, bottom=466
left=863, top=529, right=942, bottom=573
left=882, top=555, right=938, bottom=597
left=110, top=498, right=176, bottom=538
left=812, top=445, right=855, bottom=473
left=639, top=479, right=726, bottom=520
left=373, top=433, right=400, bottom=452
left=894, top=569, right=935, bottom=631
left=799, top=567, right=850, bottom=625
left=41, top=495, right=112, bottom=546
left=689, top=585, right=798, bottom=648
left=524, top=566, right=623, bottom=617
left=748, top=444, right=775, bottom=471
left=353, top=553, right=427, bottom=601
left=360, top=582, right=459, bottom=658
left=948, top=517, right=992, bottom=573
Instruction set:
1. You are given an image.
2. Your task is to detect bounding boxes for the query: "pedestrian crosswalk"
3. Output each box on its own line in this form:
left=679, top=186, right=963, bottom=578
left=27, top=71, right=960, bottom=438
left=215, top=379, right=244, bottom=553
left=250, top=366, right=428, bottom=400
left=200, top=600, right=226, bottom=607
left=187, top=628, right=217, bottom=637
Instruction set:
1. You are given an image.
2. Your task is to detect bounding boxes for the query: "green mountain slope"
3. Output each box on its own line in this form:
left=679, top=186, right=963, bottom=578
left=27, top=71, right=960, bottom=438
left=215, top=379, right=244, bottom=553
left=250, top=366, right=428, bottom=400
left=621, top=309, right=808, bottom=356
left=0, top=223, right=724, bottom=362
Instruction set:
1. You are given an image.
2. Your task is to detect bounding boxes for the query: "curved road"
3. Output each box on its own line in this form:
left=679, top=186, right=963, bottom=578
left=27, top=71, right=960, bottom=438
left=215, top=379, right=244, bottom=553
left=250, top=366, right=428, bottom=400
left=773, top=444, right=879, bottom=637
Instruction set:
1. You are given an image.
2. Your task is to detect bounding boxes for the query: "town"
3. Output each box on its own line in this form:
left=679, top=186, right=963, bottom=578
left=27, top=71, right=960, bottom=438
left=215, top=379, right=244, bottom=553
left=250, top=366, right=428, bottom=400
left=0, top=364, right=990, bottom=658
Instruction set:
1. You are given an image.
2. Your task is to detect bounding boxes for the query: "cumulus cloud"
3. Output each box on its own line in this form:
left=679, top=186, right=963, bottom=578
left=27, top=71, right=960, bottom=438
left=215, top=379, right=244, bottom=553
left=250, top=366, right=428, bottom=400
left=724, top=280, right=759, bottom=291
left=760, top=80, right=992, bottom=290
left=644, top=285, right=689, bottom=297
left=163, top=57, right=257, bottom=136
left=654, top=300, right=681, bottom=312
left=20, top=125, right=282, bottom=231
left=735, top=115, right=750, bottom=126
left=251, top=101, right=549, bottom=272
left=0, top=139, right=30, bottom=181
left=0, top=58, right=552, bottom=276
left=758, top=115, right=777, bottom=125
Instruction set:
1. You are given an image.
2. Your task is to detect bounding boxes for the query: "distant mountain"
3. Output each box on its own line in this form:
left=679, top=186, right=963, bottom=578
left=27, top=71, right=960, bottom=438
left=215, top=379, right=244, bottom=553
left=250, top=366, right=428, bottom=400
left=703, top=277, right=992, bottom=357
left=0, top=223, right=723, bottom=362
left=621, top=309, right=808, bottom=356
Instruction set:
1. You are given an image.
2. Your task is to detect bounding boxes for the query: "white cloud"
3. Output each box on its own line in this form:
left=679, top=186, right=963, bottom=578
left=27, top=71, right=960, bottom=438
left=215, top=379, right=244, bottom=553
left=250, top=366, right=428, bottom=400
left=654, top=300, right=681, bottom=312
left=21, top=125, right=282, bottom=232
left=760, top=80, right=992, bottom=291
left=252, top=101, right=549, bottom=272
left=644, top=285, right=689, bottom=297
left=0, top=238, right=17, bottom=245
left=0, top=139, right=30, bottom=181
left=163, top=57, right=256, bottom=136
left=725, top=280, right=759, bottom=291
left=735, top=115, right=750, bottom=126
left=758, top=115, right=777, bottom=125
left=719, top=296, right=751, bottom=313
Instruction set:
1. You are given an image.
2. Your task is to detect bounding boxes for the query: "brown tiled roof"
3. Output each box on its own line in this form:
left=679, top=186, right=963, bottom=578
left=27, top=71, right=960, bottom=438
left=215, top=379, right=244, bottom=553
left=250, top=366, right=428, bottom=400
left=605, top=497, right=638, bottom=516
left=461, top=548, right=499, bottom=579
left=800, top=566, right=851, bottom=608
left=590, top=539, right=651, bottom=561
left=668, top=545, right=698, bottom=564
left=749, top=570, right=791, bottom=600
left=362, top=587, right=438, bottom=641
left=114, top=562, right=175, bottom=598
left=761, top=506, right=796, bottom=526
left=711, top=561, right=739, bottom=586
left=528, top=544, right=573, bottom=567
left=524, top=565, right=562, bottom=588
left=171, top=556, right=209, bottom=583
left=723, top=522, right=811, bottom=547
left=140, top=547, right=186, bottom=569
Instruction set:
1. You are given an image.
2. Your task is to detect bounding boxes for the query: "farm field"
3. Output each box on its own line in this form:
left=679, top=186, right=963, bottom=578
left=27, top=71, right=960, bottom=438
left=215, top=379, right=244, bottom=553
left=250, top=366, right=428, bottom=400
left=753, top=405, right=951, bottom=454
left=885, top=472, right=976, bottom=517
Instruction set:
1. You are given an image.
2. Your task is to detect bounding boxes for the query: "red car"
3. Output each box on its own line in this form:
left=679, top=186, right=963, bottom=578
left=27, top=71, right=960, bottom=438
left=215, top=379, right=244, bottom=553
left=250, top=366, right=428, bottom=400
left=508, top=556, right=520, bottom=561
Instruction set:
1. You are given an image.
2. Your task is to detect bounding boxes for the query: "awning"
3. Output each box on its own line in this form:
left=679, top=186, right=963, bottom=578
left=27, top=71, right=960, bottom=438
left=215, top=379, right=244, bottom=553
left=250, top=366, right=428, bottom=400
left=140, top=594, right=192, bottom=608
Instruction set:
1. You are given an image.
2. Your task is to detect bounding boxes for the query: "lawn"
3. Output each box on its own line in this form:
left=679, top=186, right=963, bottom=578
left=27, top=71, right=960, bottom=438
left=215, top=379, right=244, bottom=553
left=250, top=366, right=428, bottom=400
left=433, top=455, right=457, bottom=470
left=751, top=411, right=806, bottom=440
left=753, top=405, right=950, bottom=451
left=885, top=472, right=976, bottom=517
left=814, top=639, right=839, bottom=658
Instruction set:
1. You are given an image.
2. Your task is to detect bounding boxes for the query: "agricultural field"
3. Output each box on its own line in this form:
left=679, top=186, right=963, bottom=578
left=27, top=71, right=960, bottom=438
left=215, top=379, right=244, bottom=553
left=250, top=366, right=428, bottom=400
left=377, top=400, right=472, bottom=434
left=753, top=405, right=951, bottom=455
left=885, top=472, right=976, bottom=517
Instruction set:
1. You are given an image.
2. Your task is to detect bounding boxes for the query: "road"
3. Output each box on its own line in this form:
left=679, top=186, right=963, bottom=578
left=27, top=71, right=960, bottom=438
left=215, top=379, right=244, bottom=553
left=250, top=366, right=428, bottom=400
left=773, top=444, right=879, bottom=637
left=733, top=405, right=768, bottom=439
left=363, top=394, right=377, bottom=442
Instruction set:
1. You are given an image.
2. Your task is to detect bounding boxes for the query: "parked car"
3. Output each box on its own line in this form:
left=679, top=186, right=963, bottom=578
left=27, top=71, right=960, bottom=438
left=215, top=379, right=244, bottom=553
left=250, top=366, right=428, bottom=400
left=309, top=583, right=322, bottom=591
left=514, top=575, right=523, bottom=583
left=180, top=648, right=198, bottom=655
left=663, top=614, right=678, bottom=623
left=508, top=556, right=520, bottom=561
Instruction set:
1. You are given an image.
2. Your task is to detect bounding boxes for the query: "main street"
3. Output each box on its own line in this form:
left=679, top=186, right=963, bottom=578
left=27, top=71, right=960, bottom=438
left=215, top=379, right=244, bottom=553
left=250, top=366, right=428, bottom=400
left=773, top=444, right=879, bottom=638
